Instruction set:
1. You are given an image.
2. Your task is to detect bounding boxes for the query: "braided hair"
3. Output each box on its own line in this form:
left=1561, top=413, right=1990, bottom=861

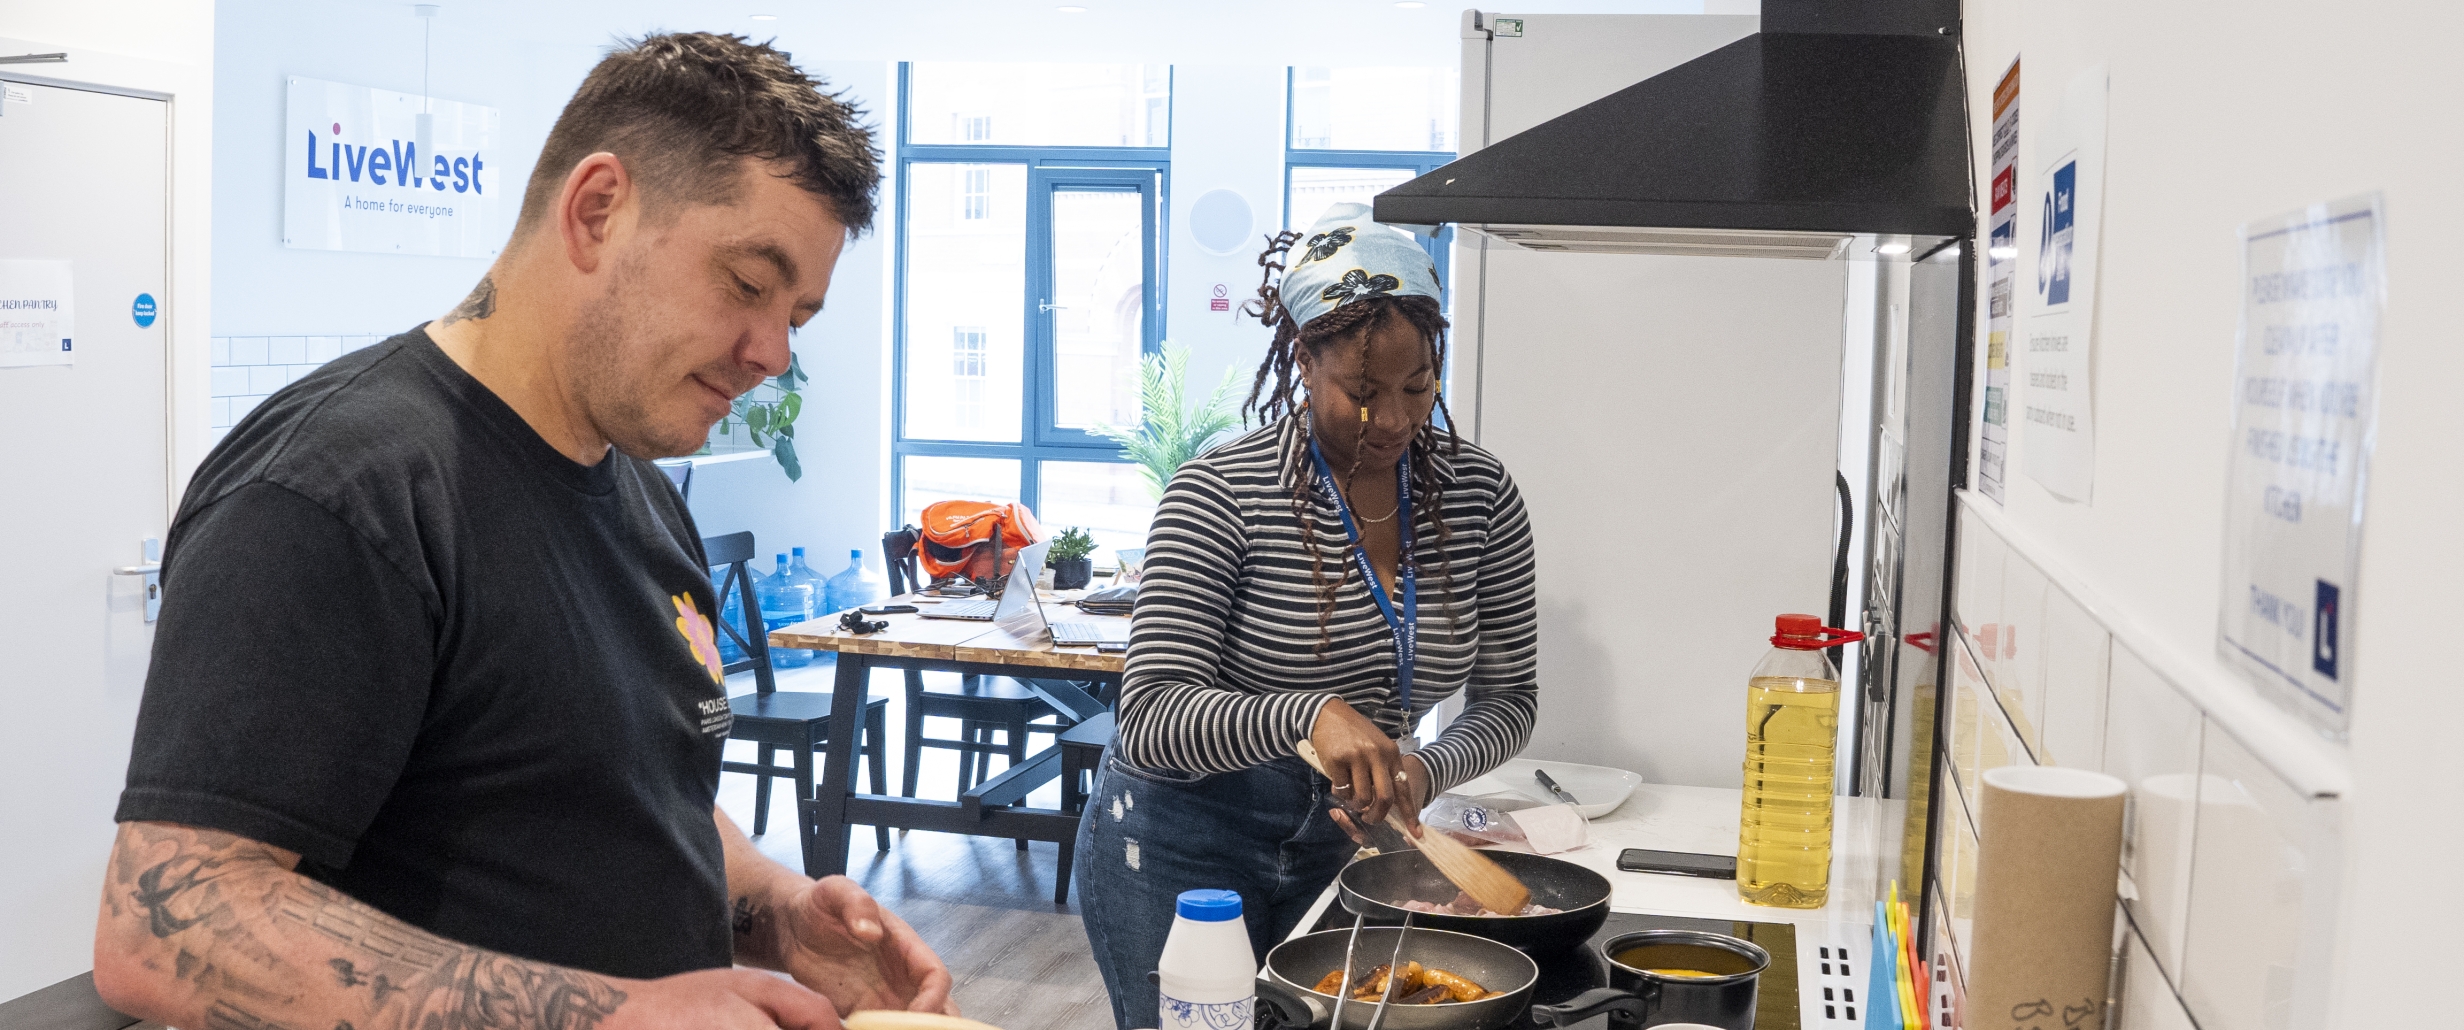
left=1238, top=231, right=1464, bottom=656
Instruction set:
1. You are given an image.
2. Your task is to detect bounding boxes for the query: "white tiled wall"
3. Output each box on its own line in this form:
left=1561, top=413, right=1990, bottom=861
left=2181, top=727, right=2333, bottom=1030
left=2116, top=929, right=2197, bottom=1030
left=1944, top=496, right=2342, bottom=1030
left=208, top=334, right=389, bottom=449
left=2104, top=643, right=2202, bottom=978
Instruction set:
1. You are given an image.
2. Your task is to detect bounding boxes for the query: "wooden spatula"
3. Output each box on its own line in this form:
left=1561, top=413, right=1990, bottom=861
left=1295, top=740, right=1531, bottom=915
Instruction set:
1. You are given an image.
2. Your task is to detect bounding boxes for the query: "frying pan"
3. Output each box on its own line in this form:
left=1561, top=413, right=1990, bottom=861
left=1258, top=926, right=1539, bottom=1030
left=1338, top=849, right=1612, bottom=952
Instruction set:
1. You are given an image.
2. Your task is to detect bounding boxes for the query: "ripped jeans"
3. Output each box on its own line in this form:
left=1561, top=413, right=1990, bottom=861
left=1074, top=745, right=1354, bottom=1030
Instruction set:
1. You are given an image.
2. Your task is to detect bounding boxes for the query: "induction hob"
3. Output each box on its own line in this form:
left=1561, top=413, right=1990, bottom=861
left=1288, top=908, right=1800, bottom=1030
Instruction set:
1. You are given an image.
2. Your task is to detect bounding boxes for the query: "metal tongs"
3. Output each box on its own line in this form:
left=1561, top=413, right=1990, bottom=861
left=1327, top=909, right=1414, bottom=1030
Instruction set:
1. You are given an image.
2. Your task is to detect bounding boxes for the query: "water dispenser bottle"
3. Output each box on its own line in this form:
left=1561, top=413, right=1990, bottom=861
left=824, top=549, right=885, bottom=614
left=756, top=553, right=814, bottom=669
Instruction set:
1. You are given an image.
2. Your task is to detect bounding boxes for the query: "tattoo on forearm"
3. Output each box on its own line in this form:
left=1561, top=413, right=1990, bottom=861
left=437, top=276, right=497, bottom=327
left=205, top=1000, right=302, bottom=1030
left=731, top=894, right=771, bottom=942
left=108, top=824, right=629, bottom=1030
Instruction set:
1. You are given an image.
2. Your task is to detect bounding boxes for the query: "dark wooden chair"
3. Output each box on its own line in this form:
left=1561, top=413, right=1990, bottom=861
left=880, top=528, right=1069, bottom=848
left=708, top=531, right=891, bottom=866
left=653, top=458, right=694, bottom=501
left=1052, top=710, right=1117, bottom=905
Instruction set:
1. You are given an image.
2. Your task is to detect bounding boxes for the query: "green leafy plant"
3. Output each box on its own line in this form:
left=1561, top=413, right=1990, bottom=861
left=1093, top=344, right=1241, bottom=501
left=1047, top=527, right=1097, bottom=564
left=710, top=351, right=809, bottom=481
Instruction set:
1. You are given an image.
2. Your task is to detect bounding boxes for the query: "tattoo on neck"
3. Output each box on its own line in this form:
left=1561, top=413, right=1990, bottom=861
left=438, top=276, right=497, bottom=327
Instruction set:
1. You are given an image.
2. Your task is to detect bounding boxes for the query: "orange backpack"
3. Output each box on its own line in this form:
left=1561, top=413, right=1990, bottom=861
left=916, top=500, right=1045, bottom=585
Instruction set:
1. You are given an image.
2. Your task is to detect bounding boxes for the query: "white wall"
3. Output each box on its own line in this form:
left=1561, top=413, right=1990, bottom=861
left=0, top=1, right=215, bottom=1000
left=211, top=1, right=597, bottom=335
left=1952, top=2, right=2464, bottom=1025
left=1162, top=65, right=1287, bottom=433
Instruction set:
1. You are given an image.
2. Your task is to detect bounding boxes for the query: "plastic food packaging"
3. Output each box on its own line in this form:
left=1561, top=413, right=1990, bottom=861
left=1420, top=794, right=1540, bottom=847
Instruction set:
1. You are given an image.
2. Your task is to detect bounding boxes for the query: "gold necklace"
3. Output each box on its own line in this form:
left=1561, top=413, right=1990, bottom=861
left=1354, top=504, right=1400, bottom=524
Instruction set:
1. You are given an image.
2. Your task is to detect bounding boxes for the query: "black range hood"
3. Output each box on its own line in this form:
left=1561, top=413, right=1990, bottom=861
left=1375, top=0, right=1971, bottom=257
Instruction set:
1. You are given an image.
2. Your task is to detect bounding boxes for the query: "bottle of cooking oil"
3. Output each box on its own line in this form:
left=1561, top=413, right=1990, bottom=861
left=1736, top=613, right=1861, bottom=908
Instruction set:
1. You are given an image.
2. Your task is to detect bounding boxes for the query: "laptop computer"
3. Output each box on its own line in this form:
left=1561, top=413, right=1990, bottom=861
left=917, top=539, right=1129, bottom=647
left=915, top=539, right=1047, bottom=622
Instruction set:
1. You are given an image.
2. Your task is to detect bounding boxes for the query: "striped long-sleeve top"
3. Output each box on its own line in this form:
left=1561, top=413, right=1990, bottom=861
left=1114, top=415, right=1540, bottom=797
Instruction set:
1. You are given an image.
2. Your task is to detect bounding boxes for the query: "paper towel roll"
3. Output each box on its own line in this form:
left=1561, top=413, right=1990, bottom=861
left=1965, top=765, right=2126, bottom=1030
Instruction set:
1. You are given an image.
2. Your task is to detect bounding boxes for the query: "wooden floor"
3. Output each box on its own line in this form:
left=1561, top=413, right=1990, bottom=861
left=714, top=658, right=1113, bottom=1030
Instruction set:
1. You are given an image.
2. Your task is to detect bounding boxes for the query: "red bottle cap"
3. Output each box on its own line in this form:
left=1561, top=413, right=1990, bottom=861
left=1771, top=613, right=1865, bottom=650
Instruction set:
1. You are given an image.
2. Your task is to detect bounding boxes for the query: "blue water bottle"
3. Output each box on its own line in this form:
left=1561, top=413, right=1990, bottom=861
left=756, top=554, right=814, bottom=668
left=824, top=549, right=886, bottom=614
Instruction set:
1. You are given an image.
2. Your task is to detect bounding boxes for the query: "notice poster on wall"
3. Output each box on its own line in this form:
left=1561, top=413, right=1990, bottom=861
left=2217, top=194, right=2382, bottom=737
left=0, top=259, right=75, bottom=368
left=1977, top=58, right=2020, bottom=504
left=284, top=77, right=500, bottom=258
left=2018, top=66, right=2107, bottom=503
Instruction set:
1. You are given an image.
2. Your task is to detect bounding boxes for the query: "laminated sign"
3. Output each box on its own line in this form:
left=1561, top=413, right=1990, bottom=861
left=2018, top=67, right=2106, bottom=503
left=2217, top=194, right=2383, bottom=736
left=284, top=76, right=501, bottom=258
left=0, top=259, right=75, bottom=369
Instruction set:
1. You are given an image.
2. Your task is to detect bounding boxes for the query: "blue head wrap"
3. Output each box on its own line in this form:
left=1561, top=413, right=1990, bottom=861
left=1275, top=202, right=1442, bottom=331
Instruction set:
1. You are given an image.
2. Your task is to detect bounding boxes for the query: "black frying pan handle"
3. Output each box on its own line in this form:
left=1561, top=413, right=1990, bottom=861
left=1252, top=978, right=1320, bottom=1030
left=1530, top=986, right=1655, bottom=1027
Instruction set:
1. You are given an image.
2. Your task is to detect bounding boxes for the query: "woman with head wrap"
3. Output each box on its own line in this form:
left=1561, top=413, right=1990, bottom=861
left=1074, top=204, right=1541, bottom=1028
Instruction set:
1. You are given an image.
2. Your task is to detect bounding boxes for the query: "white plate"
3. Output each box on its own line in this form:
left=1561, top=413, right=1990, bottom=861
left=1479, top=759, right=1643, bottom=819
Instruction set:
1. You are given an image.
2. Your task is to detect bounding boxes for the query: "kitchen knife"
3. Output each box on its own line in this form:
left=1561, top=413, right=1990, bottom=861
left=1533, top=768, right=1580, bottom=806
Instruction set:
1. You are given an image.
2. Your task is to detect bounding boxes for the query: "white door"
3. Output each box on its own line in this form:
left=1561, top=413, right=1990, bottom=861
left=0, top=80, right=173, bottom=997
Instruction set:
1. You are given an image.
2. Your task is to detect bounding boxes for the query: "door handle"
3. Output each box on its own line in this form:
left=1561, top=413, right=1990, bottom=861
left=1038, top=300, right=1071, bottom=312
left=112, top=538, right=163, bottom=622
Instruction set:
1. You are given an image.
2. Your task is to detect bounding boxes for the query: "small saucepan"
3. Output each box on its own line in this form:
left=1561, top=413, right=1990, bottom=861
left=1338, top=850, right=1612, bottom=953
left=1528, top=929, right=1768, bottom=1030
left=1257, top=926, right=1539, bottom=1030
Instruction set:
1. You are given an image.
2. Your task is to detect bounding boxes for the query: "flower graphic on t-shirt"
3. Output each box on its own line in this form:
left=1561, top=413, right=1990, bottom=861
left=672, top=593, right=724, bottom=685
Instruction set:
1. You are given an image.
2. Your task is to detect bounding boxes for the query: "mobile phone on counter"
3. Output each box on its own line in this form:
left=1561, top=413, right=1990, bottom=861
left=861, top=604, right=918, bottom=615
left=1095, top=640, right=1129, bottom=653
left=1616, top=849, right=1737, bottom=880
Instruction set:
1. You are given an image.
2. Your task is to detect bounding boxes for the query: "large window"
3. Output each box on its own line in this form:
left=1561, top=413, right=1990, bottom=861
left=1285, top=68, right=1459, bottom=304
left=895, top=64, right=1169, bottom=566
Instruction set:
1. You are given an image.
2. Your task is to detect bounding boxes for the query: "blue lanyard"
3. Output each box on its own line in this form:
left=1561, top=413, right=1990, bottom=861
left=1307, top=429, right=1417, bottom=724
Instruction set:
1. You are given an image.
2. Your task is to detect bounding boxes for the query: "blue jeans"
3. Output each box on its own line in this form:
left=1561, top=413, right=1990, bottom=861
left=1074, top=746, right=1354, bottom=1030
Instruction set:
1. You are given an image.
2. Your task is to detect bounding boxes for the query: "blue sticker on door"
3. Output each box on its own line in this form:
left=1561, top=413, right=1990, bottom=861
left=132, top=293, right=157, bottom=328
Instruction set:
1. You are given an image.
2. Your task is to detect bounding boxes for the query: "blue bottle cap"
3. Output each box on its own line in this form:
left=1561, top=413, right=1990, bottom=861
left=851, top=548, right=863, bottom=560
left=1176, top=889, right=1243, bottom=922
left=793, top=546, right=807, bottom=556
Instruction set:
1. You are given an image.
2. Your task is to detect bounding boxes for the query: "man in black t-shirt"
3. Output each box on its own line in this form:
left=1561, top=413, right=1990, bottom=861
left=93, top=35, right=951, bottom=1030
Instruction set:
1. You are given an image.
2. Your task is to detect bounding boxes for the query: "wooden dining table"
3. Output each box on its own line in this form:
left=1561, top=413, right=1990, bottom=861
left=768, top=593, right=1126, bottom=880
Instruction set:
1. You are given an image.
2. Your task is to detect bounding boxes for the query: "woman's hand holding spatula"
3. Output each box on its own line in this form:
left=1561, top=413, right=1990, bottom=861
left=1295, top=739, right=1532, bottom=916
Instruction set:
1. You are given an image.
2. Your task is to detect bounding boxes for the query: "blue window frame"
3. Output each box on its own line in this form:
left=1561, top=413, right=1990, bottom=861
left=1282, top=69, right=1456, bottom=296
left=892, top=63, right=1171, bottom=536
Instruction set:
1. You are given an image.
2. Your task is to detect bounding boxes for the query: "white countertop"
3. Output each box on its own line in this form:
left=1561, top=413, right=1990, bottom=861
left=1292, top=781, right=1906, bottom=1028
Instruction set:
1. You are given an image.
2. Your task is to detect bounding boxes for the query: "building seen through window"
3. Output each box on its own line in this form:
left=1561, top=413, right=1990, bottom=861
left=1289, top=66, right=1458, bottom=152
left=896, top=63, right=1168, bottom=565
left=908, top=63, right=1170, bottom=147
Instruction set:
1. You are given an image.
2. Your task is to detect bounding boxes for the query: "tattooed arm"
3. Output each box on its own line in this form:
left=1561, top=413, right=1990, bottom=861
left=716, top=810, right=957, bottom=1015
left=94, top=821, right=845, bottom=1030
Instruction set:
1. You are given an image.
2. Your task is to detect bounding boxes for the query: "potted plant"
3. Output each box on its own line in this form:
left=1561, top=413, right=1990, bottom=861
left=1093, top=344, right=1241, bottom=501
left=1047, top=527, right=1097, bottom=590
left=708, top=351, right=810, bottom=480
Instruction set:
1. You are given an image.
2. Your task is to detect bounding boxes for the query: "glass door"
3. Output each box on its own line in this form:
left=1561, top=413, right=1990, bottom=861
left=1029, top=169, right=1160, bottom=448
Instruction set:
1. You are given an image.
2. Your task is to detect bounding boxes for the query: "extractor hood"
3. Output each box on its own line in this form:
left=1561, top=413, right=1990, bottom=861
left=1375, top=0, right=1971, bottom=258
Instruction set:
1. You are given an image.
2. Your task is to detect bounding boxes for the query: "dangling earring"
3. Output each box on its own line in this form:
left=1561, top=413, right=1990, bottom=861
left=1359, top=406, right=1370, bottom=423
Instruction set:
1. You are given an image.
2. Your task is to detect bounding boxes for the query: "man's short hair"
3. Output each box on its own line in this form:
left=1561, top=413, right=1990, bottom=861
left=517, top=32, right=880, bottom=236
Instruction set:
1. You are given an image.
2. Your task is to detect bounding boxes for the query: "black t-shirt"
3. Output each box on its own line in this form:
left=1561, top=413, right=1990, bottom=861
left=116, top=326, right=736, bottom=978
